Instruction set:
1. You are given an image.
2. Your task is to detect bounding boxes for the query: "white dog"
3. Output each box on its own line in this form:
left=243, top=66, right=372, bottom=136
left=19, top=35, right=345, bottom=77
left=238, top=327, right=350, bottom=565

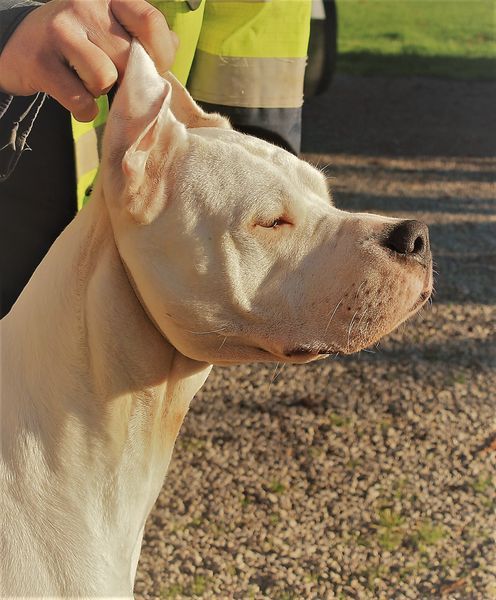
left=0, top=42, right=432, bottom=597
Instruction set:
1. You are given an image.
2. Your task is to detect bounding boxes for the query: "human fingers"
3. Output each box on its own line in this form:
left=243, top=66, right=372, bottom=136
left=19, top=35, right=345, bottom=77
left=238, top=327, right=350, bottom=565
left=63, top=35, right=119, bottom=98
left=43, top=57, right=99, bottom=122
left=110, top=0, right=178, bottom=74
left=83, top=8, right=132, bottom=79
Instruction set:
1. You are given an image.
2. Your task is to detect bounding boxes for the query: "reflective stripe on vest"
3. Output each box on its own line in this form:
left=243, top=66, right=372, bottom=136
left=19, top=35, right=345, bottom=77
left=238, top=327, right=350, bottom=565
left=188, top=0, right=311, bottom=109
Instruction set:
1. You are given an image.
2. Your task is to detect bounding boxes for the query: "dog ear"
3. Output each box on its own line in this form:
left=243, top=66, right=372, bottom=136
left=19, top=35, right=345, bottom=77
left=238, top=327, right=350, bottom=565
left=103, top=41, right=186, bottom=223
left=162, top=72, right=231, bottom=131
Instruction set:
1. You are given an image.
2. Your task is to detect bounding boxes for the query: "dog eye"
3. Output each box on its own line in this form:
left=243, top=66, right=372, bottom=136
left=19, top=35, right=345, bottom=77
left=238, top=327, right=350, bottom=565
left=260, top=217, right=291, bottom=229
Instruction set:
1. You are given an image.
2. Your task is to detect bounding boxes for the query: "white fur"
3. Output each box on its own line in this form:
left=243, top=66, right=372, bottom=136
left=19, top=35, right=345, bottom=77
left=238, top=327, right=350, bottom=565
left=0, top=42, right=432, bottom=597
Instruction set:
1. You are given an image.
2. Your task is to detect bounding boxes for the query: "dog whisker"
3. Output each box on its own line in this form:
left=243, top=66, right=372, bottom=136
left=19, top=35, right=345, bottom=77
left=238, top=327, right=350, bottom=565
left=324, top=297, right=344, bottom=336
left=186, top=325, right=229, bottom=335
left=267, top=362, right=285, bottom=395
left=272, top=362, right=285, bottom=384
left=346, top=309, right=359, bottom=352
left=217, top=336, right=228, bottom=351
left=355, top=280, right=366, bottom=300
left=356, top=309, right=368, bottom=335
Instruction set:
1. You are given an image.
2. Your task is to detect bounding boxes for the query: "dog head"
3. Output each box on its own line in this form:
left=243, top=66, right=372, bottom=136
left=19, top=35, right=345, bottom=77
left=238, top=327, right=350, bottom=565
left=101, top=42, right=432, bottom=365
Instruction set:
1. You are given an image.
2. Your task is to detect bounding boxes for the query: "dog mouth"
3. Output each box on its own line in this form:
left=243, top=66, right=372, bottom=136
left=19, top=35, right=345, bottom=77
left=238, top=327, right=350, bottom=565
left=409, top=267, right=433, bottom=313
left=254, top=268, right=434, bottom=364
left=252, top=344, right=338, bottom=363
left=275, top=288, right=433, bottom=363
left=410, top=288, right=431, bottom=312
left=281, top=344, right=342, bottom=362
left=286, top=345, right=337, bottom=357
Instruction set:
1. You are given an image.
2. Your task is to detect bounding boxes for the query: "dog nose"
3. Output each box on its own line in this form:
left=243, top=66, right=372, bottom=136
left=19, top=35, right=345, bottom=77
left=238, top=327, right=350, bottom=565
left=383, top=220, right=430, bottom=258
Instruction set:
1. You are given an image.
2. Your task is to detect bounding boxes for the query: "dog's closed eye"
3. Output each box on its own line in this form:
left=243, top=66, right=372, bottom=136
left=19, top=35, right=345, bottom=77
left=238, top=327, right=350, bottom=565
left=257, top=216, right=292, bottom=229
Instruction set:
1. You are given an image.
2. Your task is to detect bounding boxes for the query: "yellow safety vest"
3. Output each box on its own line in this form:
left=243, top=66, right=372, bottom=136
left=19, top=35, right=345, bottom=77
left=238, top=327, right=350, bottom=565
left=72, top=0, right=311, bottom=209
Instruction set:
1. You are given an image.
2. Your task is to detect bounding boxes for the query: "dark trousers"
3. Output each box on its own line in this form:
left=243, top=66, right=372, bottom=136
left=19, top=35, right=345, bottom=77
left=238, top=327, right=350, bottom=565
left=0, top=96, right=77, bottom=317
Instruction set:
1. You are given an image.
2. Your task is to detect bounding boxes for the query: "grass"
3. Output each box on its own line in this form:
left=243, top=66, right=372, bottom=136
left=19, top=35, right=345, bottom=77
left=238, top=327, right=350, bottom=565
left=371, top=508, right=447, bottom=553
left=470, top=472, right=494, bottom=494
left=328, top=412, right=351, bottom=427
left=378, top=507, right=405, bottom=528
left=363, top=564, right=388, bottom=592
left=304, top=572, right=320, bottom=584
left=374, top=508, right=406, bottom=550
left=160, top=576, right=210, bottom=598
left=336, top=0, right=496, bottom=79
left=187, top=516, right=203, bottom=528
left=160, top=583, right=183, bottom=599
left=240, top=494, right=251, bottom=507
left=411, top=521, right=446, bottom=550
left=191, top=575, right=208, bottom=596
left=378, top=528, right=404, bottom=551
left=268, top=480, right=286, bottom=494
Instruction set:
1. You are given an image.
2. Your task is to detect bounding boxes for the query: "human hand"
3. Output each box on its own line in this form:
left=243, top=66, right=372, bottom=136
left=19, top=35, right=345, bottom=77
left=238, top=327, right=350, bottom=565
left=0, top=0, right=178, bottom=121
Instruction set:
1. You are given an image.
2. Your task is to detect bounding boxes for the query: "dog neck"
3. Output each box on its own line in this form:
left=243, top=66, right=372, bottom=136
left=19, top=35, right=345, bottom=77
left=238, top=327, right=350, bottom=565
left=1, top=183, right=211, bottom=596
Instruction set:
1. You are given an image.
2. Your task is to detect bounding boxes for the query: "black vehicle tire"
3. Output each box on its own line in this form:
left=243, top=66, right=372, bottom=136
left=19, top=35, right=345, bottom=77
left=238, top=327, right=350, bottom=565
left=304, top=0, right=338, bottom=98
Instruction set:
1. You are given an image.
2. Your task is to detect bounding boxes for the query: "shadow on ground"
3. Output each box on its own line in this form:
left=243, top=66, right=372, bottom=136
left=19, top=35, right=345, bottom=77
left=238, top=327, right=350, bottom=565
left=302, top=74, right=496, bottom=158
left=337, top=52, right=496, bottom=80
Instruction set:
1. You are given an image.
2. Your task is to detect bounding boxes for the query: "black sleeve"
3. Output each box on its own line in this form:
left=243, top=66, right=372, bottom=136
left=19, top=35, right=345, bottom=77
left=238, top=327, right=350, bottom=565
left=0, top=1, right=45, bottom=181
left=0, top=0, right=42, bottom=54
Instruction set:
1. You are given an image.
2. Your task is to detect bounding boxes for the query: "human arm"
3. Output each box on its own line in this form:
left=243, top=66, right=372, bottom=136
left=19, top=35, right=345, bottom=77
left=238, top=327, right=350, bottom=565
left=0, top=0, right=178, bottom=122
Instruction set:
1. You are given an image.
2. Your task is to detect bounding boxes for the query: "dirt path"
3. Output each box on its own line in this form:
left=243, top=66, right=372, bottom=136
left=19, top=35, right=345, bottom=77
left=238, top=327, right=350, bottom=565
left=135, top=76, right=496, bottom=599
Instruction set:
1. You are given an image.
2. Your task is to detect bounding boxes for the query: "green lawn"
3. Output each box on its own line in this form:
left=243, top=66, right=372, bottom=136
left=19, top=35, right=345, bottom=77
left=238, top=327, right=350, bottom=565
left=336, top=0, right=496, bottom=79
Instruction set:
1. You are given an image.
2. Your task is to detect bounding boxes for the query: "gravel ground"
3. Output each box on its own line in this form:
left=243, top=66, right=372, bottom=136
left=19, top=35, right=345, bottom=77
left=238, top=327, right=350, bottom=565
left=135, top=76, right=496, bottom=599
